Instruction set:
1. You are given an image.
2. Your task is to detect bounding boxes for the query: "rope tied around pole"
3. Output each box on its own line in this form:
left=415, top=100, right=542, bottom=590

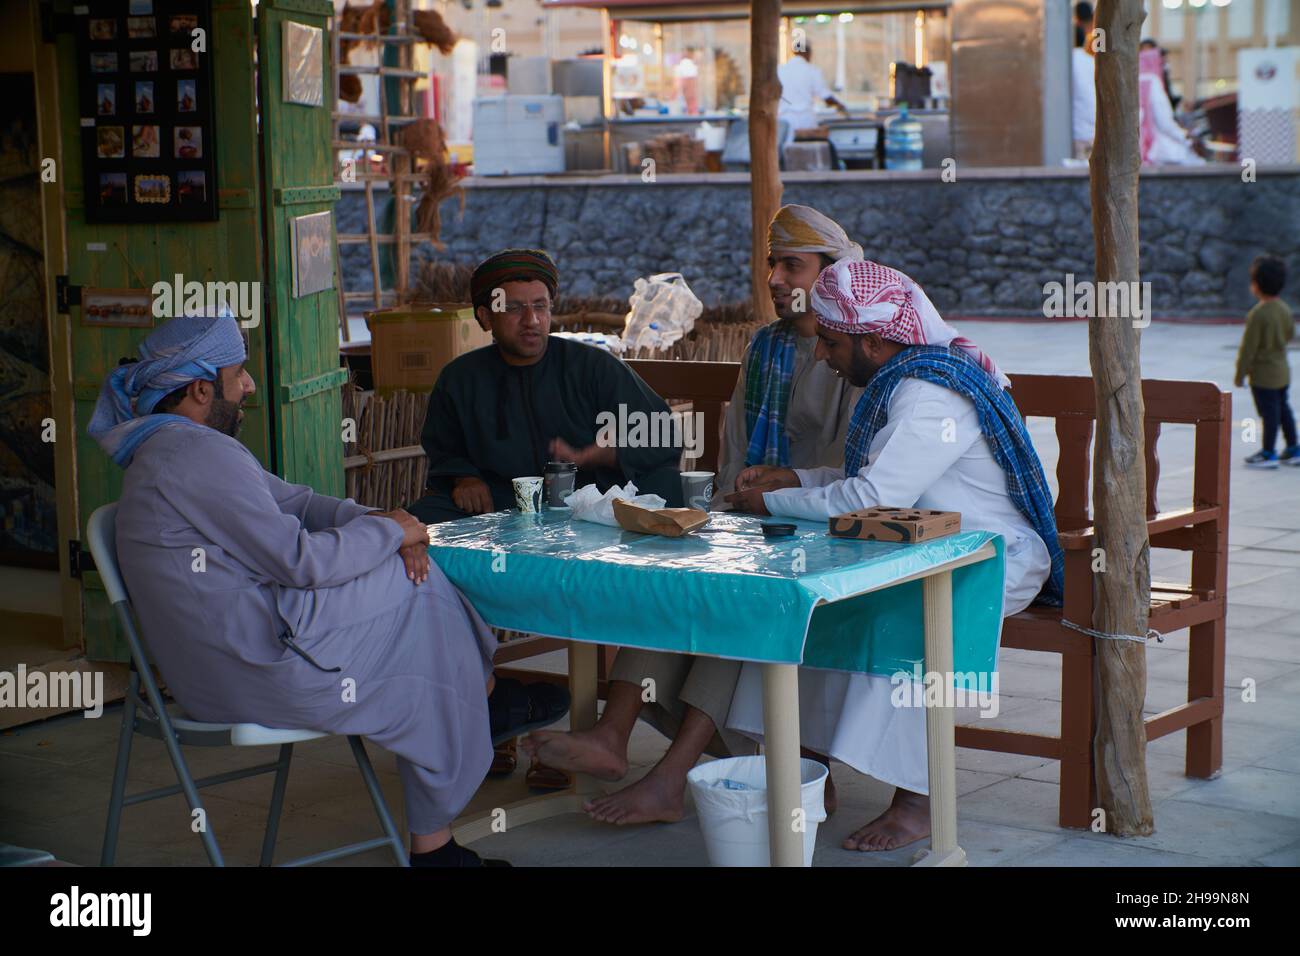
left=1061, top=618, right=1163, bottom=645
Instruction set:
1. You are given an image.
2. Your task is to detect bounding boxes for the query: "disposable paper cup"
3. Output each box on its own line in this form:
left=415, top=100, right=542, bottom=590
left=512, top=476, right=543, bottom=514
left=680, top=471, right=715, bottom=511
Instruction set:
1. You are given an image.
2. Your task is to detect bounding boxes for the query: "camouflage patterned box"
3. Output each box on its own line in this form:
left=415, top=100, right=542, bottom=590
left=827, top=507, right=961, bottom=543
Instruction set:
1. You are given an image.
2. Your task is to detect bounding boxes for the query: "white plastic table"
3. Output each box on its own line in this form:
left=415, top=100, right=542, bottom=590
left=430, top=510, right=1004, bottom=867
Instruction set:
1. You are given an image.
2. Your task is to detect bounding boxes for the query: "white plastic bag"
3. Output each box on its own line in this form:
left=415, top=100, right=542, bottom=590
left=564, top=482, right=666, bottom=527
left=621, top=273, right=703, bottom=353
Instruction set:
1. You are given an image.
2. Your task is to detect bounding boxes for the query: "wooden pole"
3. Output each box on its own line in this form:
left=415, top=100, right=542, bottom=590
left=748, top=0, right=782, bottom=323
left=1087, top=0, right=1154, bottom=837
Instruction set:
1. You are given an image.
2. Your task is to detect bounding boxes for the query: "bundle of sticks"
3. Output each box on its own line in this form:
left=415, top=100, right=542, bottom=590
left=342, top=384, right=429, bottom=511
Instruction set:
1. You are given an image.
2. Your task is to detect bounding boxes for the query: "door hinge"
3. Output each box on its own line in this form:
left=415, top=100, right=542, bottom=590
left=68, top=539, right=96, bottom=579
left=56, top=276, right=81, bottom=314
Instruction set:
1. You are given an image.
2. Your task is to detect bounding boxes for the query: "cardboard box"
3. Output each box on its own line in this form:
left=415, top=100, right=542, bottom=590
left=828, top=507, right=961, bottom=543
left=365, top=304, right=492, bottom=395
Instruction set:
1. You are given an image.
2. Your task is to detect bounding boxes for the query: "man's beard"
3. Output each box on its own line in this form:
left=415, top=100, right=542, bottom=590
left=205, top=378, right=243, bottom=437
left=845, top=345, right=883, bottom=388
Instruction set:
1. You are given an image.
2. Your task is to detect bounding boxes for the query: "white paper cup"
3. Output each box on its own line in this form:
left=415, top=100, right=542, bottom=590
left=512, top=476, right=544, bottom=513
left=680, top=471, right=715, bottom=511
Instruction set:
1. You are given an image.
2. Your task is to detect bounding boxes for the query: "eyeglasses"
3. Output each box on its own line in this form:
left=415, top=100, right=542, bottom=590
left=501, top=301, right=552, bottom=318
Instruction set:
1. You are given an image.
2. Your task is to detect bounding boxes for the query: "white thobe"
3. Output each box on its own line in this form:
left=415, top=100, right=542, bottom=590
left=777, top=56, right=832, bottom=147
left=725, top=378, right=1052, bottom=794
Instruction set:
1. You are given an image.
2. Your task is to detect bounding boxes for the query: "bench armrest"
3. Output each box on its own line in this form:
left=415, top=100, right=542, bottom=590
left=1058, top=506, right=1222, bottom=550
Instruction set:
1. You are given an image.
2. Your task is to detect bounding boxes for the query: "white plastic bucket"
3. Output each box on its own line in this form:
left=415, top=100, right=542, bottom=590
left=687, top=755, right=828, bottom=867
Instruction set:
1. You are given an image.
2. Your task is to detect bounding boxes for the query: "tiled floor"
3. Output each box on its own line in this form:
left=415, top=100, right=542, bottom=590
left=2, top=321, right=1297, bottom=866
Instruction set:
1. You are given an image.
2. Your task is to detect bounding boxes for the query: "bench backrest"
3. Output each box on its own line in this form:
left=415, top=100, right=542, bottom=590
left=628, top=361, right=1231, bottom=543
left=1006, top=374, right=1232, bottom=532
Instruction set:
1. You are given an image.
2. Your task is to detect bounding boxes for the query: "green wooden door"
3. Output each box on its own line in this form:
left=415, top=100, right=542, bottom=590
left=53, top=0, right=267, bottom=661
left=256, top=0, right=346, bottom=492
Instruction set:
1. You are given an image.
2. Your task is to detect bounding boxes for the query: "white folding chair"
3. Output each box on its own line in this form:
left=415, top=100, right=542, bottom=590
left=88, top=503, right=409, bottom=867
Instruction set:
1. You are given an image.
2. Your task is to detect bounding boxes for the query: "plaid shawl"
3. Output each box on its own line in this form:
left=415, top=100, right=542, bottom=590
left=845, top=345, right=1064, bottom=604
left=743, top=321, right=800, bottom=467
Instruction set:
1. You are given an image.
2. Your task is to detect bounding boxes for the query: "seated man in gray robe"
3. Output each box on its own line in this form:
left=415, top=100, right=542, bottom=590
left=91, top=312, right=508, bottom=867
left=522, top=209, right=863, bottom=826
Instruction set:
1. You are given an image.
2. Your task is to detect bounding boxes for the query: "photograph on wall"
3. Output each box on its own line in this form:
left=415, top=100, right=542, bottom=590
left=290, top=210, right=335, bottom=298
left=129, top=50, right=158, bottom=73
left=177, top=170, right=205, bottom=204
left=97, top=83, right=115, bottom=115
left=282, top=20, right=324, bottom=107
left=132, top=124, right=160, bottom=158
left=174, top=125, right=201, bottom=158
left=76, top=0, right=220, bottom=222
left=99, top=172, right=127, bottom=204
left=133, top=173, right=171, bottom=203
left=176, top=78, right=195, bottom=111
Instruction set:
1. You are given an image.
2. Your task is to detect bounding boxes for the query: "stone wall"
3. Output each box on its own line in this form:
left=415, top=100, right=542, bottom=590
left=337, top=168, right=1300, bottom=319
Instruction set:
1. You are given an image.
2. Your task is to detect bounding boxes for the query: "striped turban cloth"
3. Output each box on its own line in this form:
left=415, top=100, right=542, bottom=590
left=812, top=259, right=1010, bottom=388
left=88, top=311, right=247, bottom=467
left=470, top=249, right=559, bottom=310
left=767, top=204, right=863, bottom=262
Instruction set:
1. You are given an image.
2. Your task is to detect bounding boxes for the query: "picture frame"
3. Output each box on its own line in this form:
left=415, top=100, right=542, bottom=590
left=80, top=287, right=155, bottom=328
left=76, top=0, right=219, bottom=223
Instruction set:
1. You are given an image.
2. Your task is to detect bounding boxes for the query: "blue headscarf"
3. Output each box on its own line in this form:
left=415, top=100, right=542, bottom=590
left=88, top=312, right=247, bottom=468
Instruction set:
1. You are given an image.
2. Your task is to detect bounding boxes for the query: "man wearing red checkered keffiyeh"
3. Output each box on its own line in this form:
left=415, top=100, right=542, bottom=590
left=724, top=258, right=1055, bottom=856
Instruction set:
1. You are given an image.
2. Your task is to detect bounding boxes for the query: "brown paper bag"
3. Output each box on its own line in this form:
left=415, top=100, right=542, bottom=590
left=612, top=498, right=710, bottom=537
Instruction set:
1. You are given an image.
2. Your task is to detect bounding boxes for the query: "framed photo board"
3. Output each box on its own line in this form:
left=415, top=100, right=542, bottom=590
left=76, top=0, right=219, bottom=223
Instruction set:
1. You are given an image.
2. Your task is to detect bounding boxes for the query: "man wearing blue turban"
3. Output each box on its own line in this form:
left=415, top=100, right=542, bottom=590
left=92, top=313, right=534, bottom=866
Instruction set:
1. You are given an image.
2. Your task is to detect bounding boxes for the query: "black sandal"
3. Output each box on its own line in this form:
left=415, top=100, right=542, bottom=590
left=488, top=678, right=571, bottom=747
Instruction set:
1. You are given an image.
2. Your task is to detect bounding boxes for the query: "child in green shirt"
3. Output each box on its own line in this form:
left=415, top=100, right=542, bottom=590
left=1236, top=255, right=1296, bottom=468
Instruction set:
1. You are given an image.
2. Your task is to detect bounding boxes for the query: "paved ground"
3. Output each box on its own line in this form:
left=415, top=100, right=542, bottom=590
left=3, top=320, right=1298, bottom=867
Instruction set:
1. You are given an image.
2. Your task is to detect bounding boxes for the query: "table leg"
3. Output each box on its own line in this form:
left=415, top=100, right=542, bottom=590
left=568, top=642, right=600, bottom=797
left=761, top=662, right=805, bottom=867
left=914, top=569, right=967, bottom=867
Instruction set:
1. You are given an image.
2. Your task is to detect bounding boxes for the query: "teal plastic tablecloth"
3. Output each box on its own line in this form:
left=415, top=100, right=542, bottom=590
left=426, top=510, right=1006, bottom=680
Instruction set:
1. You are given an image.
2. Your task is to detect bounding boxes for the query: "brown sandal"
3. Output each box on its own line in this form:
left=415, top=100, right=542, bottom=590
left=525, top=757, right=573, bottom=791
left=489, top=738, right=518, bottom=776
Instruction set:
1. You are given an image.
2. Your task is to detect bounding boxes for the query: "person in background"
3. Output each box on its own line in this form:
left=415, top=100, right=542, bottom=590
left=777, top=41, right=847, bottom=150
left=1139, top=43, right=1204, bottom=166
left=673, top=47, right=701, bottom=115
left=1070, top=1, right=1096, bottom=161
left=1237, top=255, right=1297, bottom=469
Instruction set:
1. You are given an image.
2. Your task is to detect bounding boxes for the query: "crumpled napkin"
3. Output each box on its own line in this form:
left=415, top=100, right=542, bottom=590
left=564, top=481, right=666, bottom=527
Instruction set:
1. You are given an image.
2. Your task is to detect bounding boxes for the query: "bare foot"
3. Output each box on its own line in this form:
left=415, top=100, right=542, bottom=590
left=520, top=727, right=627, bottom=782
left=583, top=768, right=685, bottom=825
left=843, top=789, right=930, bottom=852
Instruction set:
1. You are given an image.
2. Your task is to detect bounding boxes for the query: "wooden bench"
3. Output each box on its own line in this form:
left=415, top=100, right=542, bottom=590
left=624, top=361, right=1231, bottom=830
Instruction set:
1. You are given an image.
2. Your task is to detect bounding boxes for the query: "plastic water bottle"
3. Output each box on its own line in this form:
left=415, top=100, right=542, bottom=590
left=884, top=105, right=924, bottom=171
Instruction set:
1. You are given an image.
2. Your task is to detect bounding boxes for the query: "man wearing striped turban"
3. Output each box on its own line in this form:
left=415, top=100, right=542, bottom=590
left=724, top=259, right=1061, bottom=853
left=716, top=204, right=864, bottom=500
left=96, top=313, right=532, bottom=866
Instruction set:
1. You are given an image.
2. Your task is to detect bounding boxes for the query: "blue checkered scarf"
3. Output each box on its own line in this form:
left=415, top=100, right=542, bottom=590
left=845, top=345, right=1064, bottom=605
left=89, top=313, right=246, bottom=468
left=743, top=321, right=799, bottom=467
